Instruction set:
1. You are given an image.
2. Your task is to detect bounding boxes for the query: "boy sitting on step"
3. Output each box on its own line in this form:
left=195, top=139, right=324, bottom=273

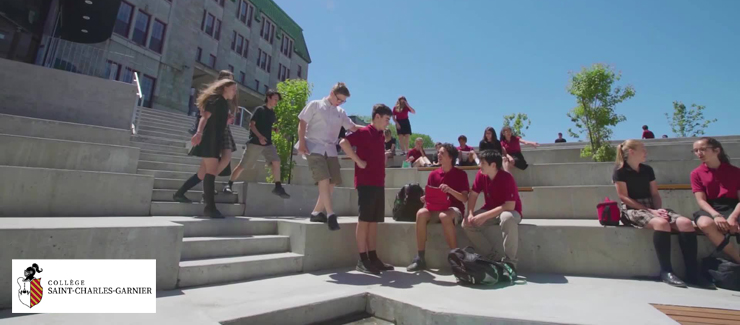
left=339, top=104, right=394, bottom=275
left=463, top=149, right=522, bottom=272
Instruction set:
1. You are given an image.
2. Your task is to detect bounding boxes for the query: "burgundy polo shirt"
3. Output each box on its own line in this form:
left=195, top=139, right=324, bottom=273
left=345, top=124, right=386, bottom=187
left=691, top=162, right=740, bottom=200
left=472, top=170, right=523, bottom=216
left=393, top=107, right=410, bottom=120
left=407, top=148, right=423, bottom=162
left=501, top=137, right=522, bottom=154
left=427, top=167, right=470, bottom=215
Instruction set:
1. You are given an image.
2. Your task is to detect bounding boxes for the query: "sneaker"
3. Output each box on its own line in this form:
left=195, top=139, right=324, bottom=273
left=310, top=212, right=327, bottom=223
left=173, top=193, right=192, bottom=203
left=661, top=272, right=687, bottom=288
left=406, top=257, right=426, bottom=272
left=327, top=214, right=340, bottom=231
left=223, top=184, right=234, bottom=194
left=372, top=258, right=394, bottom=271
left=356, top=260, right=381, bottom=275
left=272, top=184, right=291, bottom=199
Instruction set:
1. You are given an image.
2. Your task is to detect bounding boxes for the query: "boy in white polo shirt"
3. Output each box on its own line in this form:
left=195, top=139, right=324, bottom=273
left=297, top=82, right=360, bottom=230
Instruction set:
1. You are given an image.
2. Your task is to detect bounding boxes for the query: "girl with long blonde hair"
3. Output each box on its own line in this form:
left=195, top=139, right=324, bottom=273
left=173, top=78, right=238, bottom=218
left=613, top=140, right=709, bottom=288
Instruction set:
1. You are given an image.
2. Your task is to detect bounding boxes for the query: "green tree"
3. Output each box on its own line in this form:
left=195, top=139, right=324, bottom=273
left=665, top=101, right=717, bottom=138
left=268, top=79, right=312, bottom=183
left=502, top=113, right=531, bottom=137
left=357, top=115, right=435, bottom=147
left=567, top=63, right=635, bottom=162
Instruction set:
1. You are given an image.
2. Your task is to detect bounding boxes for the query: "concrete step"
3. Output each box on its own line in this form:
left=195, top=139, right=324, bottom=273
left=159, top=216, right=278, bottom=237
left=131, top=142, right=188, bottom=155
left=138, top=127, right=249, bottom=144
left=139, top=160, right=200, bottom=173
left=138, top=110, right=195, bottom=124
left=153, top=177, right=239, bottom=190
left=140, top=152, right=242, bottom=166
left=150, top=202, right=244, bottom=216
left=131, top=134, right=185, bottom=148
left=138, top=123, right=190, bottom=137
left=177, top=252, right=303, bottom=288
left=137, top=114, right=251, bottom=137
left=180, top=235, right=290, bottom=261
left=140, top=169, right=199, bottom=180
left=152, top=189, right=241, bottom=204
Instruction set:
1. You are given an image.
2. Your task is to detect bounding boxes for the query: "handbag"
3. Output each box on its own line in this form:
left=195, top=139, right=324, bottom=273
left=425, top=185, right=451, bottom=212
left=597, top=197, right=620, bottom=226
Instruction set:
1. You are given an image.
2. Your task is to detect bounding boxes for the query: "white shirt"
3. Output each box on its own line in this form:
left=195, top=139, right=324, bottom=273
left=296, top=97, right=355, bottom=157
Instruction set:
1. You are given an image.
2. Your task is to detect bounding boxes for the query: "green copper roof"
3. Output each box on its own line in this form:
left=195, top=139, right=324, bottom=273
left=249, top=0, right=311, bottom=63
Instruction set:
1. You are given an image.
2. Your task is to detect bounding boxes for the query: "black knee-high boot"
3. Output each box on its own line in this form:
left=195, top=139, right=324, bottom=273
left=203, top=174, right=223, bottom=218
left=678, top=232, right=699, bottom=280
left=654, top=231, right=685, bottom=287
left=174, top=174, right=202, bottom=202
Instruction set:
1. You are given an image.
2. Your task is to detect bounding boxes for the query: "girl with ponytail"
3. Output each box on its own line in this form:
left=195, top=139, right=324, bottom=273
left=612, top=140, right=708, bottom=288
left=690, top=137, right=740, bottom=264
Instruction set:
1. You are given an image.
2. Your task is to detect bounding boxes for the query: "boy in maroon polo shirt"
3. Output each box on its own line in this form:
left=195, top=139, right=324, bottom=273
left=406, top=143, right=470, bottom=272
left=339, top=104, right=394, bottom=275
left=457, top=135, right=477, bottom=166
left=463, top=149, right=523, bottom=271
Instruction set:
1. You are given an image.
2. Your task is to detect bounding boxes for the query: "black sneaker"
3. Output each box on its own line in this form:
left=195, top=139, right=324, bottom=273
left=661, top=272, right=687, bottom=288
left=223, top=184, right=235, bottom=194
left=310, top=212, right=327, bottom=223
left=173, top=193, right=192, bottom=203
left=372, top=258, right=394, bottom=271
left=272, top=184, right=290, bottom=199
left=406, top=257, right=426, bottom=272
left=327, top=214, right=340, bottom=231
left=357, top=260, right=381, bottom=275
left=205, top=206, right=225, bottom=219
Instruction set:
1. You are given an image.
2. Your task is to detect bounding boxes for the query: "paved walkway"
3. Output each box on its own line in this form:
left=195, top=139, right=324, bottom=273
left=1, top=269, right=738, bottom=324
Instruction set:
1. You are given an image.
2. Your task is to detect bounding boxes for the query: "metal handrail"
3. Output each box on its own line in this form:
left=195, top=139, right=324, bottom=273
left=131, top=72, right=144, bottom=135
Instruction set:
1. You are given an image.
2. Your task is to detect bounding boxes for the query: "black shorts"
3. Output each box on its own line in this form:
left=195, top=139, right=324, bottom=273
left=358, top=186, right=385, bottom=223
left=508, top=152, right=528, bottom=170
left=397, top=118, right=412, bottom=135
left=693, top=199, right=739, bottom=223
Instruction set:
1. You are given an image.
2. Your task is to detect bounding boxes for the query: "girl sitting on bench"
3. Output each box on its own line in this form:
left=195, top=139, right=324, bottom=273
left=690, top=137, right=740, bottom=264
left=613, top=140, right=711, bottom=288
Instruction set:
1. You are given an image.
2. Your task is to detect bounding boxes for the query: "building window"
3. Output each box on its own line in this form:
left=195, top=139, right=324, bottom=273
left=297, top=65, right=302, bottom=78
left=236, top=34, right=244, bottom=55
left=121, top=67, right=138, bottom=83
left=105, top=61, right=121, bottom=80
left=278, top=64, right=286, bottom=81
left=239, top=72, right=246, bottom=85
left=260, top=16, right=275, bottom=43
left=131, top=11, right=151, bottom=46
left=196, top=47, right=202, bottom=62
left=233, top=33, right=249, bottom=58
left=114, top=1, right=134, bottom=37
left=140, top=74, right=156, bottom=108
left=263, top=85, right=268, bottom=94
left=257, top=49, right=272, bottom=72
left=214, top=19, right=221, bottom=40
left=231, top=31, right=236, bottom=50
left=255, top=79, right=259, bottom=90
left=208, top=54, right=216, bottom=68
left=228, top=65, right=234, bottom=72
left=280, top=36, right=293, bottom=58
left=148, top=19, right=166, bottom=53
left=203, top=12, right=215, bottom=36
left=238, top=0, right=254, bottom=27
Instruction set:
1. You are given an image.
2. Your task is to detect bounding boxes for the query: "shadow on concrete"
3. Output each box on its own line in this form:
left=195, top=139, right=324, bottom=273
left=0, top=309, right=38, bottom=320
left=521, top=274, right=569, bottom=284
left=156, top=289, right=185, bottom=298
left=327, top=269, right=457, bottom=289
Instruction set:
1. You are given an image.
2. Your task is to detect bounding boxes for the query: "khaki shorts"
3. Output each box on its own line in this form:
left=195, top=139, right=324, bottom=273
left=238, top=143, right=280, bottom=170
left=426, top=207, right=462, bottom=224
left=307, top=153, right=342, bottom=185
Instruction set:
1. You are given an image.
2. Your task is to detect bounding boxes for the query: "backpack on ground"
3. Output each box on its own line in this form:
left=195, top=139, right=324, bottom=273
left=448, top=246, right=517, bottom=286
left=392, top=183, right=424, bottom=222
left=702, top=234, right=740, bottom=291
left=597, top=197, right=620, bottom=226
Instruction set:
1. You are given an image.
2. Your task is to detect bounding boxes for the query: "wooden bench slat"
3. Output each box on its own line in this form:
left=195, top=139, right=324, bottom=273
left=653, top=305, right=740, bottom=317
left=669, top=315, right=738, bottom=325
left=657, top=184, right=692, bottom=190
left=658, top=310, right=740, bottom=322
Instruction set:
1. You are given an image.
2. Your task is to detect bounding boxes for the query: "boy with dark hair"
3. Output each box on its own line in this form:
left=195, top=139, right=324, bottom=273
left=463, top=149, right=523, bottom=271
left=457, top=135, right=477, bottom=166
left=339, top=104, right=394, bottom=275
left=642, top=125, right=655, bottom=139
left=407, top=143, right=470, bottom=271
left=297, top=82, right=360, bottom=230
left=224, top=89, right=289, bottom=198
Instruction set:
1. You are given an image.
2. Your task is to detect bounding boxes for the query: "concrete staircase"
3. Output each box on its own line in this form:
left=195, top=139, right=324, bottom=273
left=173, top=218, right=302, bottom=288
left=132, top=107, right=251, bottom=216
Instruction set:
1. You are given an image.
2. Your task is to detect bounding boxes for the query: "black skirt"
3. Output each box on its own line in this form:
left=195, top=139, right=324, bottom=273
left=397, top=118, right=412, bottom=135
left=189, top=97, right=232, bottom=158
left=693, top=198, right=739, bottom=223
left=508, top=152, right=528, bottom=170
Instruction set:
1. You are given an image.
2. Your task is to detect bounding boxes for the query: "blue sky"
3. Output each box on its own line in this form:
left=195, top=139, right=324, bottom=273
left=277, top=0, right=740, bottom=144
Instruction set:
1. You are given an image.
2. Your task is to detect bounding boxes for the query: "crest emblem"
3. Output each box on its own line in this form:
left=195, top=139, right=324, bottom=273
left=17, top=263, right=43, bottom=308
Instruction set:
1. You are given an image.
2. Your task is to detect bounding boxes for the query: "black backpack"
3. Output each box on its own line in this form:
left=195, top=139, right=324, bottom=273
left=392, top=183, right=424, bottom=222
left=702, top=234, right=740, bottom=291
left=448, top=246, right=517, bottom=286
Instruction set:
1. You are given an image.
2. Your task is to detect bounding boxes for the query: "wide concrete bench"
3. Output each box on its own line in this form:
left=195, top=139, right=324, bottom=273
left=0, top=113, right=132, bottom=146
